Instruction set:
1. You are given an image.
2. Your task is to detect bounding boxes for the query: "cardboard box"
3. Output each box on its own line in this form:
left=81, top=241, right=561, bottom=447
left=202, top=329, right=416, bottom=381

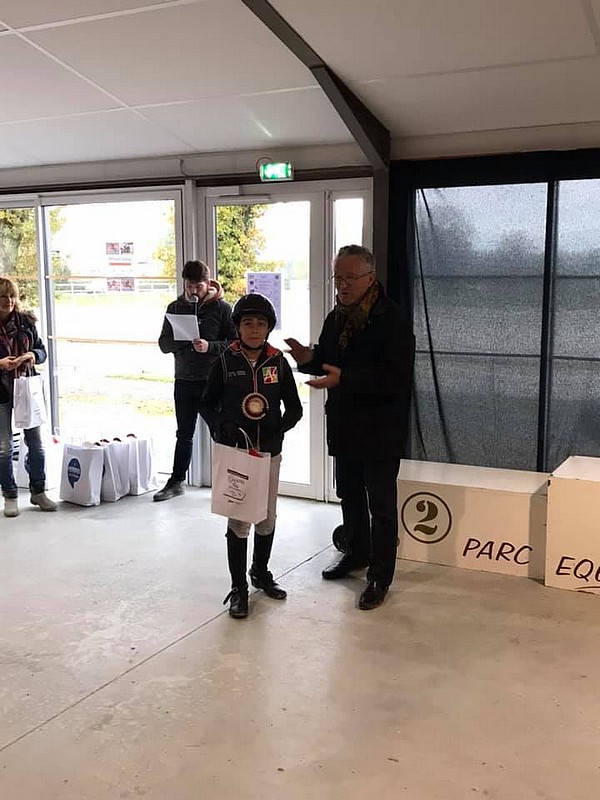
left=398, top=460, right=548, bottom=579
left=545, top=456, right=600, bottom=594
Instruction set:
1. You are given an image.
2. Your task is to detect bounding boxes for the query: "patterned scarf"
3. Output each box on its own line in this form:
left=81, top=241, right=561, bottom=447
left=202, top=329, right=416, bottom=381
left=0, top=313, right=17, bottom=356
left=0, top=312, right=30, bottom=396
left=335, top=280, right=379, bottom=351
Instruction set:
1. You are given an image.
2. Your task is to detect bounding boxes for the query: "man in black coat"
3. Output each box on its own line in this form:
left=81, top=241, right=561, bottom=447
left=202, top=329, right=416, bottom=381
left=286, top=245, right=415, bottom=610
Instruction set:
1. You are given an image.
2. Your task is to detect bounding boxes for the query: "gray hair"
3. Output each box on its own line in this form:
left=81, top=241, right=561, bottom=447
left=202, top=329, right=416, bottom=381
left=335, top=244, right=375, bottom=272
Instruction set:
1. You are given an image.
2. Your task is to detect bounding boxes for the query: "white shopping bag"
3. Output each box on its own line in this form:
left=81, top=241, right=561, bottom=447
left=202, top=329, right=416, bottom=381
left=59, top=443, right=104, bottom=506
left=16, top=430, right=63, bottom=490
left=127, top=436, right=159, bottom=495
left=100, top=440, right=131, bottom=502
left=211, top=442, right=271, bottom=524
left=13, top=374, right=47, bottom=429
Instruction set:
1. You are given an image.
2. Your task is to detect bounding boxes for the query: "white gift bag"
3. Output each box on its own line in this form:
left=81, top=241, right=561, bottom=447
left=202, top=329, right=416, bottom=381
left=16, top=430, right=63, bottom=490
left=13, top=374, right=47, bottom=429
left=100, top=440, right=131, bottom=502
left=127, top=436, right=159, bottom=495
left=211, top=442, right=271, bottom=524
left=59, top=443, right=104, bottom=506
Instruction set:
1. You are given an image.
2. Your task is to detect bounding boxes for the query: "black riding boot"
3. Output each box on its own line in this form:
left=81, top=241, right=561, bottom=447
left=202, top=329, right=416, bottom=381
left=224, top=529, right=249, bottom=619
left=249, top=532, right=287, bottom=600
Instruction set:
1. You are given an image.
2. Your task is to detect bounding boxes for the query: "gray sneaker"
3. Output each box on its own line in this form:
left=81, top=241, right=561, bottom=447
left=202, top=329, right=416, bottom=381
left=153, top=481, right=184, bottom=502
left=4, top=497, right=19, bottom=517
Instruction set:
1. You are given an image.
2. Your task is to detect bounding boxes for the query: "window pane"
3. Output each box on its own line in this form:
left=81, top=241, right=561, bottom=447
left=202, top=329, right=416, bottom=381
left=413, top=184, right=547, bottom=469
left=0, top=207, right=40, bottom=317
left=46, top=200, right=177, bottom=473
left=215, top=202, right=311, bottom=486
left=333, top=198, right=364, bottom=252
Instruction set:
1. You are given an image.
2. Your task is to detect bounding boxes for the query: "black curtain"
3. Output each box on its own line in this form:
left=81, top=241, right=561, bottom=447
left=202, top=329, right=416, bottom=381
left=389, top=148, right=600, bottom=472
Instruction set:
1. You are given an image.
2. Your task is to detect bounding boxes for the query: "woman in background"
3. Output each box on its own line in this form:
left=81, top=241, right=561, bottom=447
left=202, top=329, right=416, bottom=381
left=0, top=276, right=56, bottom=517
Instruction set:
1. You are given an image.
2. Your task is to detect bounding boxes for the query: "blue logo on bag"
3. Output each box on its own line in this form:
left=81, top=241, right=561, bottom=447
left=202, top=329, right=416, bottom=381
left=67, top=458, right=81, bottom=488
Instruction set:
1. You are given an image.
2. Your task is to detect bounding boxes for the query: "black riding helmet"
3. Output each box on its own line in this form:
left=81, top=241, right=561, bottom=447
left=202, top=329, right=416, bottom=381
left=232, top=293, right=277, bottom=332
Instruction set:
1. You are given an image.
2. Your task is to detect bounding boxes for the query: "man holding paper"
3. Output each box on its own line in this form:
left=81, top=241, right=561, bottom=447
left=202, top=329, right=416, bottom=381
left=156, top=260, right=236, bottom=502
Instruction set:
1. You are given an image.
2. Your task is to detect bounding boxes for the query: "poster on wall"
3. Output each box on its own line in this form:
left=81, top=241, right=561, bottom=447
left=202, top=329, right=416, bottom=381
left=246, top=272, right=282, bottom=331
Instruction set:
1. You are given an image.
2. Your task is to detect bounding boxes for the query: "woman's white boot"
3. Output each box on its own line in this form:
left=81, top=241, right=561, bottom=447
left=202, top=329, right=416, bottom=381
left=4, top=497, right=19, bottom=517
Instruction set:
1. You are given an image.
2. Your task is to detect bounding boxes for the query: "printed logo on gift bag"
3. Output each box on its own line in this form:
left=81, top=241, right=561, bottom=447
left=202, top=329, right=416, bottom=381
left=67, top=458, right=82, bottom=488
left=60, top=445, right=104, bottom=506
left=224, top=468, right=249, bottom=502
left=211, top=442, right=271, bottom=523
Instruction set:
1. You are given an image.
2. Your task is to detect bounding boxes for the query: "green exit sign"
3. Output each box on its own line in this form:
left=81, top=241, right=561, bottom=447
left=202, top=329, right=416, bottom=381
left=259, top=162, right=293, bottom=182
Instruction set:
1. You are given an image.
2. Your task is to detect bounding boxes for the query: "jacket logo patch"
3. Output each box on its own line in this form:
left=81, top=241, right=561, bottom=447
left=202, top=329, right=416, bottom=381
left=262, top=366, right=278, bottom=384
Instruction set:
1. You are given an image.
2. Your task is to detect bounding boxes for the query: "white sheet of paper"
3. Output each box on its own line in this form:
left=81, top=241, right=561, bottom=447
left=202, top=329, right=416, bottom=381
left=165, top=313, right=200, bottom=341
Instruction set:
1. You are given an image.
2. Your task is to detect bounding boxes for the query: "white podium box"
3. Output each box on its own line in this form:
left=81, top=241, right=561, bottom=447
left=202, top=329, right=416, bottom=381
left=398, top=460, right=549, bottom=579
left=545, top=456, right=600, bottom=594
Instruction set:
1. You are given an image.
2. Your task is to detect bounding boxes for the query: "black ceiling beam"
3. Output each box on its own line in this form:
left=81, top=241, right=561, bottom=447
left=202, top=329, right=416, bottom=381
left=311, top=66, right=390, bottom=171
left=241, top=0, right=323, bottom=68
left=240, top=0, right=390, bottom=172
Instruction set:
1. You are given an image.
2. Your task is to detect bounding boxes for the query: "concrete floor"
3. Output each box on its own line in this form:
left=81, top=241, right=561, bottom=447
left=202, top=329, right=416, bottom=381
left=0, top=487, right=599, bottom=800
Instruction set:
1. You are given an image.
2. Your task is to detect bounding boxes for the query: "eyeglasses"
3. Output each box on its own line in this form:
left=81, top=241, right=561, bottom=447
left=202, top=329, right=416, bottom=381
left=331, top=271, right=373, bottom=285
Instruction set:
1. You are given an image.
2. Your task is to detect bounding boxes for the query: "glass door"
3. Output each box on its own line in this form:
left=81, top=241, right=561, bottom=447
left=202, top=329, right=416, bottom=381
left=206, top=190, right=325, bottom=499
left=42, top=191, right=183, bottom=473
left=204, top=179, right=371, bottom=500
left=325, top=188, right=371, bottom=501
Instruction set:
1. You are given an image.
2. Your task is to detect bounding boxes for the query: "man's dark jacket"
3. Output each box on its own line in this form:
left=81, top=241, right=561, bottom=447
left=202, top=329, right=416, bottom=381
left=158, top=282, right=236, bottom=381
left=298, top=283, right=415, bottom=458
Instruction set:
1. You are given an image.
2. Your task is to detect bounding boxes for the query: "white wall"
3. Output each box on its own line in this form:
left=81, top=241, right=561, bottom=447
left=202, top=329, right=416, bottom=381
left=0, top=143, right=368, bottom=191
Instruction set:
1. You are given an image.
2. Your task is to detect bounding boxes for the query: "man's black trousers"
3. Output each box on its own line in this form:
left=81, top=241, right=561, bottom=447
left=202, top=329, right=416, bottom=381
left=335, top=455, right=401, bottom=587
left=171, top=379, right=207, bottom=482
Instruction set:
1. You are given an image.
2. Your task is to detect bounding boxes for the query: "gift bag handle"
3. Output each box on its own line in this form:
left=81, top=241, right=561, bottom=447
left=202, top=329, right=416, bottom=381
left=233, top=426, right=263, bottom=457
left=236, top=427, right=253, bottom=451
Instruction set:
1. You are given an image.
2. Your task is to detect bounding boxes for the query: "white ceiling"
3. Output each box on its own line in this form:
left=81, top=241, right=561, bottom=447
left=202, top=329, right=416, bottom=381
left=1, top=0, right=600, bottom=178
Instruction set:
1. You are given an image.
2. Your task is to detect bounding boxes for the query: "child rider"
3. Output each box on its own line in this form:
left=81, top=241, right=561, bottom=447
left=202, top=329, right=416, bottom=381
left=199, top=293, right=303, bottom=619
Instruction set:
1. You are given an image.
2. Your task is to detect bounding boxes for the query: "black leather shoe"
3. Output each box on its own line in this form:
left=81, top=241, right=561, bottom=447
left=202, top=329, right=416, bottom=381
left=224, top=587, right=249, bottom=619
left=153, top=481, right=184, bottom=502
left=321, top=553, right=369, bottom=580
left=249, top=568, right=287, bottom=599
left=358, top=582, right=389, bottom=610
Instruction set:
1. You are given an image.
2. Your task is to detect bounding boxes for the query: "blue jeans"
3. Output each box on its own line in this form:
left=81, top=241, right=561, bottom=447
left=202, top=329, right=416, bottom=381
left=0, top=402, right=46, bottom=498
